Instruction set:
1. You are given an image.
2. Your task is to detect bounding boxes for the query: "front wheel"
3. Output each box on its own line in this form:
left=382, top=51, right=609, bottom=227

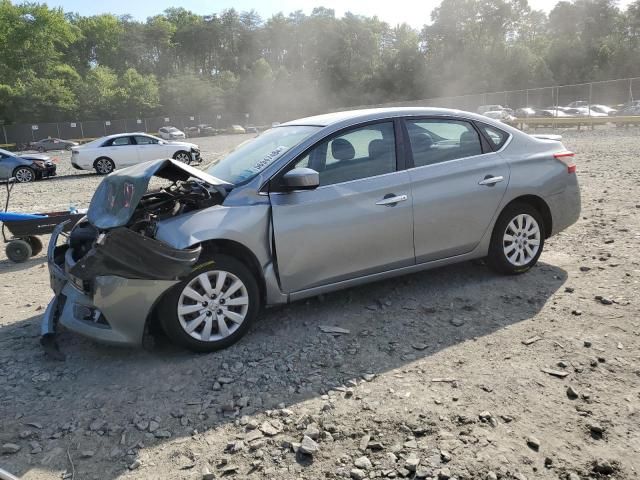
left=159, top=254, right=260, bottom=352
left=13, top=166, right=36, bottom=183
left=487, top=203, right=545, bottom=275
left=173, top=151, right=192, bottom=164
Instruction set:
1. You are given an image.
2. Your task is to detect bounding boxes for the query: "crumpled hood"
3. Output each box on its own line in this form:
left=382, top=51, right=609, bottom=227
left=19, top=153, right=50, bottom=162
left=86, top=159, right=231, bottom=230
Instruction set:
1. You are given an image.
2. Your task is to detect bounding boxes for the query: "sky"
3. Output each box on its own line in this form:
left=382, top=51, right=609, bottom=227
left=43, top=0, right=635, bottom=28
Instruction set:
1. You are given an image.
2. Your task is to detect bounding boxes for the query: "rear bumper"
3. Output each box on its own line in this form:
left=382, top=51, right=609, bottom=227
left=43, top=224, right=178, bottom=347
left=546, top=175, right=581, bottom=236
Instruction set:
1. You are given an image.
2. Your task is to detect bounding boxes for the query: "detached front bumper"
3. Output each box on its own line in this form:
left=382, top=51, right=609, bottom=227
left=36, top=164, right=57, bottom=179
left=42, top=224, right=179, bottom=346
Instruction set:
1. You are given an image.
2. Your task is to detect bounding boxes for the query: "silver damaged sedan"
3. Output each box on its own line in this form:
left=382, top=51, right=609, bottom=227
left=43, top=108, right=581, bottom=352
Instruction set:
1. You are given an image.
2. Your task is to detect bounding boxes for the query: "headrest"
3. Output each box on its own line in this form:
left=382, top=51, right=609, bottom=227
left=331, top=138, right=355, bottom=161
left=413, top=132, right=433, bottom=149
left=460, top=131, right=477, bottom=144
left=368, top=139, right=388, bottom=158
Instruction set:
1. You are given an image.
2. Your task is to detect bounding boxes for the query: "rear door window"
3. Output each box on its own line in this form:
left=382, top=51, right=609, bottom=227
left=405, top=119, right=482, bottom=167
left=110, top=136, right=133, bottom=147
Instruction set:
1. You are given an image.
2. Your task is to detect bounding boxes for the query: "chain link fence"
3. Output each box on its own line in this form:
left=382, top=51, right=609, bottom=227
left=2, top=77, right=639, bottom=146
left=346, top=77, right=640, bottom=123
left=0, top=113, right=249, bottom=147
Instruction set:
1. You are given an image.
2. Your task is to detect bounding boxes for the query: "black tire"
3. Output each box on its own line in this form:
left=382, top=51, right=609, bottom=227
left=173, top=150, right=192, bottom=164
left=13, top=166, right=36, bottom=183
left=94, top=157, right=115, bottom=175
left=487, top=202, right=545, bottom=275
left=158, top=254, right=260, bottom=352
left=37, top=146, right=45, bottom=153
left=6, top=239, right=32, bottom=263
left=27, top=236, right=44, bottom=256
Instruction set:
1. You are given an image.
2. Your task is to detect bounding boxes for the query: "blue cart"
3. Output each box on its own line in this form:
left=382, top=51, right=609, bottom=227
left=2, top=180, right=83, bottom=262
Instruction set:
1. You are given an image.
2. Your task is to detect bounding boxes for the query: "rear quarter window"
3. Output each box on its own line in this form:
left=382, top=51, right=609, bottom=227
left=478, top=123, right=509, bottom=150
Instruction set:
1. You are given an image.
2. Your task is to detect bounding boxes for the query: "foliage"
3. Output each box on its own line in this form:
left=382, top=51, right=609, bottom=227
left=1, top=0, right=640, bottom=123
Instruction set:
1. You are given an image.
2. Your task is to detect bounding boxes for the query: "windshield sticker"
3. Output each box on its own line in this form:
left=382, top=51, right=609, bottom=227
left=251, top=146, right=288, bottom=172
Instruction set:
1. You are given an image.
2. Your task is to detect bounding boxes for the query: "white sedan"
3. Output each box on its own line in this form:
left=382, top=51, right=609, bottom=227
left=70, top=133, right=201, bottom=174
left=158, top=126, right=186, bottom=140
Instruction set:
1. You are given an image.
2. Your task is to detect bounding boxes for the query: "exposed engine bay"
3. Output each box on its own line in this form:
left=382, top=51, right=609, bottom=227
left=124, top=178, right=223, bottom=237
left=63, top=159, right=231, bottom=281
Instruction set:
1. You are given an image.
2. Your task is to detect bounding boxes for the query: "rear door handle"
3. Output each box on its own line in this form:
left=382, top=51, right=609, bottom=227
left=376, top=194, right=408, bottom=206
left=478, top=175, right=504, bottom=186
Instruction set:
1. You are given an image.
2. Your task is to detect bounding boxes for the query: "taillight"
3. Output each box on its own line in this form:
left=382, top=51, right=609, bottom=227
left=554, top=151, right=576, bottom=173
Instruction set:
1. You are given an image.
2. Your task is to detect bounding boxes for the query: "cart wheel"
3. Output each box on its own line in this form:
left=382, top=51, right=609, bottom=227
left=27, top=236, right=44, bottom=256
left=6, top=239, right=33, bottom=263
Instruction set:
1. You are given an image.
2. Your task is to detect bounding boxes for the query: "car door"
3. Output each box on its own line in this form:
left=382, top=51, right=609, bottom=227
left=404, top=117, right=510, bottom=263
left=269, top=120, right=415, bottom=294
left=0, top=151, right=13, bottom=178
left=101, top=136, right=139, bottom=167
left=134, top=135, right=163, bottom=162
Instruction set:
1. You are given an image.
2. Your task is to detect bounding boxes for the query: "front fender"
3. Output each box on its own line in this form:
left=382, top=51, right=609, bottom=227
left=155, top=205, right=270, bottom=259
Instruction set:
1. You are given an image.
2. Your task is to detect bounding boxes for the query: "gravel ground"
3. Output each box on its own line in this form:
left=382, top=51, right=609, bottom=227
left=0, top=129, right=639, bottom=480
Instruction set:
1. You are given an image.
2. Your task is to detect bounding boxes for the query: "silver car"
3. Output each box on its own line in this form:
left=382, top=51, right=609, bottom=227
left=43, top=108, right=581, bottom=352
left=0, top=148, right=57, bottom=182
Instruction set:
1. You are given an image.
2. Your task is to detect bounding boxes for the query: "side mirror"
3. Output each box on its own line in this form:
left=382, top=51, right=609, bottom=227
left=280, top=167, right=319, bottom=191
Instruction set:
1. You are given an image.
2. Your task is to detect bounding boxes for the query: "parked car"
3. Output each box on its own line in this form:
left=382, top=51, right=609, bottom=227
left=566, top=100, right=588, bottom=108
left=539, top=108, right=571, bottom=117
left=564, top=107, right=608, bottom=117
left=229, top=125, right=246, bottom=134
left=158, top=126, right=186, bottom=140
left=0, top=148, right=56, bottom=182
left=184, top=126, right=200, bottom=137
left=70, top=133, right=200, bottom=174
left=245, top=125, right=259, bottom=133
left=515, top=107, right=538, bottom=117
left=483, top=110, right=517, bottom=124
left=477, top=104, right=506, bottom=114
left=612, top=101, right=640, bottom=116
left=590, top=104, right=617, bottom=115
left=31, top=137, right=79, bottom=152
left=44, top=107, right=581, bottom=352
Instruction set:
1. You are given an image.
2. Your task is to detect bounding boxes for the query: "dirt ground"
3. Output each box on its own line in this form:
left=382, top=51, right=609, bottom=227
left=0, top=129, right=638, bottom=480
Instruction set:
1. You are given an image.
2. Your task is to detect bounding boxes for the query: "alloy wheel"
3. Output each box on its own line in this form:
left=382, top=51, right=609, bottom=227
left=14, top=167, right=34, bottom=183
left=177, top=270, right=249, bottom=342
left=502, top=213, right=541, bottom=266
left=95, top=158, right=114, bottom=174
left=174, top=152, right=191, bottom=163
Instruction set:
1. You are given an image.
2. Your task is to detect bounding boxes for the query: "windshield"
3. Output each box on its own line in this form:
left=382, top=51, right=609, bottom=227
left=206, top=125, right=321, bottom=184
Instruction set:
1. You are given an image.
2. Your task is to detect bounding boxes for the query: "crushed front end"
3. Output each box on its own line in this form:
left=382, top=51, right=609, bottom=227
left=41, top=159, right=230, bottom=347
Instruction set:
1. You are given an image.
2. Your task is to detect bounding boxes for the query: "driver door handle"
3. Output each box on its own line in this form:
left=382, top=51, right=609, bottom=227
left=478, top=175, right=504, bottom=186
left=376, top=194, right=408, bottom=206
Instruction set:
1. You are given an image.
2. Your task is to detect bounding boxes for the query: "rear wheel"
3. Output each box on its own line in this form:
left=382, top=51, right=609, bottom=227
left=173, top=151, right=192, bottom=164
left=37, top=146, right=45, bottom=153
left=26, top=236, right=44, bottom=256
left=94, top=157, right=115, bottom=175
left=6, top=239, right=32, bottom=263
left=487, top=203, right=545, bottom=275
left=13, top=166, right=36, bottom=183
left=159, top=254, right=260, bottom=352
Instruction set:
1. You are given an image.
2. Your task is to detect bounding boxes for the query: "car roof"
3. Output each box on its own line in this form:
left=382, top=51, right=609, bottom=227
left=100, top=132, right=149, bottom=139
left=280, top=107, right=501, bottom=128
